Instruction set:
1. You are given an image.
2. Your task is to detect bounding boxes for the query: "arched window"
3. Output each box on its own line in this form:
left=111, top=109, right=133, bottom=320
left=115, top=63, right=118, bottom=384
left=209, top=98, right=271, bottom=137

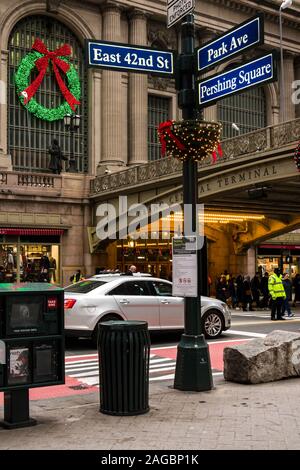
left=8, top=15, right=88, bottom=173
left=217, top=83, right=266, bottom=139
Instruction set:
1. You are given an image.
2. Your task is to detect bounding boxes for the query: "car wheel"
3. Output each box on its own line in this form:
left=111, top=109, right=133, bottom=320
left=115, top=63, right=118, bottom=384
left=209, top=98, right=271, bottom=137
left=202, top=310, right=223, bottom=339
left=91, top=314, right=123, bottom=346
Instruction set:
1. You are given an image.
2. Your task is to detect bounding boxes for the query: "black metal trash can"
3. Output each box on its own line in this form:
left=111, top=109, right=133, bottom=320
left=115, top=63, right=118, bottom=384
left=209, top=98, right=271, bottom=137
left=98, top=320, right=151, bottom=416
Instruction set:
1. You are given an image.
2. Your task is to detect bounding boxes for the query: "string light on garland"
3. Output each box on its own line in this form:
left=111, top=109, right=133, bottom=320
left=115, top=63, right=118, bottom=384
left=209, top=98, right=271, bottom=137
left=294, top=141, right=300, bottom=171
left=157, top=119, right=222, bottom=162
left=15, top=39, right=81, bottom=122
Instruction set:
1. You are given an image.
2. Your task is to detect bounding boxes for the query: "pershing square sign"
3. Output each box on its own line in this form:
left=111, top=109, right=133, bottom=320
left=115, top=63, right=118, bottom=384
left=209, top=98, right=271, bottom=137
left=198, top=52, right=277, bottom=107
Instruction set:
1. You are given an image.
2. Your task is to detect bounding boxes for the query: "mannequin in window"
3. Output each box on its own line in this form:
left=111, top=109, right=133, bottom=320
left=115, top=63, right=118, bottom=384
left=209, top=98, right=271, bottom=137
left=40, top=254, right=50, bottom=281
left=49, top=255, right=57, bottom=283
left=48, top=139, right=67, bottom=175
left=7, top=250, right=14, bottom=272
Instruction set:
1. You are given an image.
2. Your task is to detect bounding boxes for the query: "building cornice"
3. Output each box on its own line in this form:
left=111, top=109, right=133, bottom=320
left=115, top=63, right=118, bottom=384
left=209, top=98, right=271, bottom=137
left=200, top=0, right=300, bottom=29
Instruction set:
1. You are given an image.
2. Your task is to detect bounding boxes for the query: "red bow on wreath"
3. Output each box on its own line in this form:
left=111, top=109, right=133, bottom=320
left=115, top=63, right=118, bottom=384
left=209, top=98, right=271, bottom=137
left=158, top=120, right=186, bottom=156
left=20, top=39, right=80, bottom=111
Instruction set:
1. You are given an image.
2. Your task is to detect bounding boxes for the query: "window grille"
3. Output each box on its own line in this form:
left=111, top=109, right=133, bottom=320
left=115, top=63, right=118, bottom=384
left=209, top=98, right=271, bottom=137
left=217, top=86, right=266, bottom=139
left=148, top=95, right=170, bottom=161
left=8, top=15, right=88, bottom=173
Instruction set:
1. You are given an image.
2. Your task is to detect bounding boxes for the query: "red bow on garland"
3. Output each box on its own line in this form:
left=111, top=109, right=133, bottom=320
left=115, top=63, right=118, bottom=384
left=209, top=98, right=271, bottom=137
left=212, top=143, right=223, bottom=163
left=158, top=120, right=186, bottom=156
left=20, top=39, right=80, bottom=111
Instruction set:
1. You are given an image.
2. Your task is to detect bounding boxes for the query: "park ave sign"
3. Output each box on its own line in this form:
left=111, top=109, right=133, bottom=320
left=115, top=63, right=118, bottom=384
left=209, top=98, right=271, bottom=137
left=197, top=15, right=263, bottom=71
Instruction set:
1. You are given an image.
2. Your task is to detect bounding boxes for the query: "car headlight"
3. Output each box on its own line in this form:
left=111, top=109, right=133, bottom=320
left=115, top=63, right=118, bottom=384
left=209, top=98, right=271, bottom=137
left=221, top=303, right=231, bottom=315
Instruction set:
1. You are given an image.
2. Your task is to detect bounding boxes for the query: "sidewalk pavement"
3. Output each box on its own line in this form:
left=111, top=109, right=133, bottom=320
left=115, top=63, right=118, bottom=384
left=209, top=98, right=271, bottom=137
left=1, top=373, right=300, bottom=450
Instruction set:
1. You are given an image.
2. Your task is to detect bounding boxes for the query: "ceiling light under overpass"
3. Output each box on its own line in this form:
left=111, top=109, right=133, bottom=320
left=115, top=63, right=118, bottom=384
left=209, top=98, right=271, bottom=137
left=163, top=213, right=265, bottom=224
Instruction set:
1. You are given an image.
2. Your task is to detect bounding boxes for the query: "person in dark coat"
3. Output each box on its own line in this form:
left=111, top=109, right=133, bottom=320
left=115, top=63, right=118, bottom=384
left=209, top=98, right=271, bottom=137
left=227, top=276, right=237, bottom=308
left=251, top=272, right=261, bottom=308
left=281, top=273, right=294, bottom=317
left=216, top=276, right=228, bottom=303
left=48, top=139, right=67, bottom=174
left=236, top=274, right=244, bottom=308
left=292, top=273, right=300, bottom=307
left=40, top=254, right=50, bottom=282
left=125, top=265, right=137, bottom=276
left=260, top=272, right=270, bottom=309
left=70, top=270, right=83, bottom=283
left=242, top=275, right=253, bottom=311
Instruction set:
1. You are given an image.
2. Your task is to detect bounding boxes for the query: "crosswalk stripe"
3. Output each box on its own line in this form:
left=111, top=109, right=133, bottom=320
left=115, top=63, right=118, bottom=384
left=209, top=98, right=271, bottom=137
left=150, top=373, right=174, bottom=382
left=69, top=370, right=99, bottom=378
left=65, top=357, right=98, bottom=364
left=65, top=362, right=98, bottom=370
left=150, top=360, right=175, bottom=368
left=149, top=357, right=172, bottom=364
left=68, top=368, right=98, bottom=375
left=225, top=330, right=266, bottom=338
left=149, top=365, right=175, bottom=373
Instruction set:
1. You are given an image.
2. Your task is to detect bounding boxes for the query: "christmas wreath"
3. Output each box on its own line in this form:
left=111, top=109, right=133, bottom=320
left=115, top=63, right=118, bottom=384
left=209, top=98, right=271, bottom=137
left=15, top=39, right=81, bottom=122
left=294, top=141, right=300, bottom=171
left=158, top=119, right=222, bottom=162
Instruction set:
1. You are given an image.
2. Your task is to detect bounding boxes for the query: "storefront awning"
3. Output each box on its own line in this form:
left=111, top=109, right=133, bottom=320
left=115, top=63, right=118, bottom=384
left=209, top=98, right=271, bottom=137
left=0, top=228, right=65, bottom=236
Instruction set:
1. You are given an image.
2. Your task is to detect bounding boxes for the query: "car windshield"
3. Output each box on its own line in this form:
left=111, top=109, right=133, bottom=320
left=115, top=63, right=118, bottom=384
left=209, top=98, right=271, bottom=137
left=65, top=280, right=107, bottom=293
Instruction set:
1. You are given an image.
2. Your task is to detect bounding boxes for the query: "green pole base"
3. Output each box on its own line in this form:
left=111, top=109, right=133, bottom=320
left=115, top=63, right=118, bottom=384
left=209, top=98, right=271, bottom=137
left=174, top=334, right=214, bottom=392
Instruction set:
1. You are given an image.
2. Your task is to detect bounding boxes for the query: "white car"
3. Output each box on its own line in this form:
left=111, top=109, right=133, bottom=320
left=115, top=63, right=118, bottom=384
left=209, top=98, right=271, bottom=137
left=64, top=276, right=231, bottom=344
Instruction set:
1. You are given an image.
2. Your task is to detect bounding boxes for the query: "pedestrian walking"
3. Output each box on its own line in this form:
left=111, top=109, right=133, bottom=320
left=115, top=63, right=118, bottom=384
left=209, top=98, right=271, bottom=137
left=281, top=273, right=294, bottom=317
left=216, top=275, right=228, bottom=303
left=236, top=274, right=244, bottom=309
left=268, top=268, right=286, bottom=321
left=70, top=269, right=84, bottom=283
left=228, top=276, right=237, bottom=308
left=124, top=265, right=137, bottom=276
left=292, top=273, right=300, bottom=307
left=251, top=272, right=261, bottom=308
left=242, top=276, right=253, bottom=311
left=260, top=272, right=270, bottom=309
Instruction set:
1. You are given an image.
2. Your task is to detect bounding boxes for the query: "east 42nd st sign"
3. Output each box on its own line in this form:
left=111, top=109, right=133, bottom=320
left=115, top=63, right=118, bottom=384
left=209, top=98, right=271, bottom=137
left=86, top=40, right=174, bottom=76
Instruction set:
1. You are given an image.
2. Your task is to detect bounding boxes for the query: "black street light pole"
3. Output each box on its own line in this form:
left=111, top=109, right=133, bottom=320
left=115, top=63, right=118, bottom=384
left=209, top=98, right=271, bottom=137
left=64, top=114, right=80, bottom=172
left=174, top=13, right=213, bottom=392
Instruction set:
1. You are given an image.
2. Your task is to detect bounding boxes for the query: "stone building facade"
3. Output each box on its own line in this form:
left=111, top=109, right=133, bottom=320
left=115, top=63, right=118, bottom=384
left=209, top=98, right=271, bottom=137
left=0, top=0, right=299, bottom=284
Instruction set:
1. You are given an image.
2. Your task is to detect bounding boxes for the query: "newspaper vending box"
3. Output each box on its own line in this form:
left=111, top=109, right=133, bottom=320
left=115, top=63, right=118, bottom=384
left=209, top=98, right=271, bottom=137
left=0, top=283, right=64, bottom=428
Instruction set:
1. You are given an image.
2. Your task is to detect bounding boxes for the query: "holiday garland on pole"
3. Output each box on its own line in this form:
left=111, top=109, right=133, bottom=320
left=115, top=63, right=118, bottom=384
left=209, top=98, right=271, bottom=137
left=15, top=39, right=81, bottom=122
left=158, top=119, right=222, bottom=163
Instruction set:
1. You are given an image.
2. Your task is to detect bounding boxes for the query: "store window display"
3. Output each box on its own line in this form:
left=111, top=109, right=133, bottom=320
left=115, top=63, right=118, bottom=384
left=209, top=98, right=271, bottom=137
left=0, top=242, right=60, bottom=284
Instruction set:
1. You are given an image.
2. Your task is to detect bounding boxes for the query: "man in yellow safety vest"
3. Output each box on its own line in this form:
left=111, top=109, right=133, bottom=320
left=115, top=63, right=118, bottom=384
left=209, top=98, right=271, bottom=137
left=268, top=268, right=286, bottom=321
